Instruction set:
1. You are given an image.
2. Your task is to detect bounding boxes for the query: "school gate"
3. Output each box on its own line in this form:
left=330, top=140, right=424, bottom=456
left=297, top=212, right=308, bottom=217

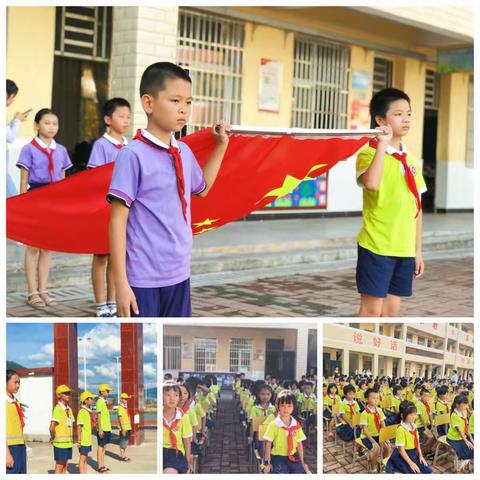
left=53, top=323, right=145, bottom=445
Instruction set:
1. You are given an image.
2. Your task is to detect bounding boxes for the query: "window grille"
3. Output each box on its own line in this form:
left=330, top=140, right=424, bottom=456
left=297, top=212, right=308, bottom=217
left=373, top=57, right=393, bottom=94
left=177, top=8, right=244, bottom=134
left=194, top=338, right=217, bottom=372
left=292, top=36, right=350, bottom=129
left=163, top=336, right=181, bottom=370
left=229, top=338, right=253, bottom=373
left=425, top=69, right=440, bottom=110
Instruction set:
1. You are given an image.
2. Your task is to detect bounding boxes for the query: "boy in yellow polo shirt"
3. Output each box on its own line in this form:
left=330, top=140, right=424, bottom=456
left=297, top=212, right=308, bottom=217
left=76, top=391, right=95, bottom=473
left=359, top=388, right=390, bottom=472
left=96, top=383, right=112, bottom=473
left=49, top=384, right=75, bottom=474
left=356, top=88, right=427, bottom=317
left=6, top=370, right=27, bottom=474
left=117, top=393, right=133, bottom=462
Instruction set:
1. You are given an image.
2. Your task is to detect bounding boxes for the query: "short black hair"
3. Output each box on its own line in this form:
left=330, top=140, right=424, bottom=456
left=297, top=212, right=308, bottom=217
left=6, top=79, right=18, bottom=97
left=392, top=385, right=403, bottom=396
left=102, top=97, right=131, bottom=120
left=369, top=88, right=411, bottom=128
left=6, top=369, right=19, bottom=383
left=365, top=388, right=377, bottom=400
left=139, top=62, right=191, bottom=97
left=400, top=400, right=417, bottom=421
left=343, top=384, right=356, bottom=396
left=436, top=386, right=448, bottom=397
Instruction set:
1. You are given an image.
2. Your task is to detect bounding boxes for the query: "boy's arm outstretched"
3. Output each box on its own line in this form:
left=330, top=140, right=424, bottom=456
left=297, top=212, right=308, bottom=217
left=197, top=121, right=230, bottom=197
left=110, top=200, right=139, bottom=317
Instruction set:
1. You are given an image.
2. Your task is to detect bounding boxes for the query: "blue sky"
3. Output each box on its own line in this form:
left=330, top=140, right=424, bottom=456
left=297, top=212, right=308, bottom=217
left=7, top=323, right=157, bottom=391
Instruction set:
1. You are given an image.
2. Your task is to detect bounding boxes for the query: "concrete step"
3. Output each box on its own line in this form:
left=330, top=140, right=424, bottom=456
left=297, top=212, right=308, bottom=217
left=6, top=232, right=472, bottom=292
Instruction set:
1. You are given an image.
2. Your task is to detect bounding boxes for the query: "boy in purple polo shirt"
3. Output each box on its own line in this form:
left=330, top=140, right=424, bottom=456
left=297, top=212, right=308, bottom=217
left=16, top=108, right=72, bottom=308
left=88, top=97, right=131, bottom=317
left=108, top=62, right=229, bottom=317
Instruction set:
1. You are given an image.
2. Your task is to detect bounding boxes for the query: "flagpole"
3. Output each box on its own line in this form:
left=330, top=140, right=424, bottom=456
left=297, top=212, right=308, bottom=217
left=225, top=125, right=384, bottom=137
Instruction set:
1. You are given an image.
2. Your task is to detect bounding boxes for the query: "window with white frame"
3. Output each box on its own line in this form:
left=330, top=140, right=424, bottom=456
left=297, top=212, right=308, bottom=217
left=292, top=36, right=350, bottom=129
left=194, top=338, right=217, bottom=372
left=177, top=8, right=245, bottom=134
left=164, top=336, right=181, bottom=370
left=229, top=338, right=253, bottom=373
left=424, top=69, right=440, bottom=110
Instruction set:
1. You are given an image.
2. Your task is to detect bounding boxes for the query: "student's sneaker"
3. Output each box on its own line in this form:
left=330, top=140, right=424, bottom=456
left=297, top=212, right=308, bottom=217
left=109, top=308, right=117, bottom=317
left=96, top=309, right=112, bottom=318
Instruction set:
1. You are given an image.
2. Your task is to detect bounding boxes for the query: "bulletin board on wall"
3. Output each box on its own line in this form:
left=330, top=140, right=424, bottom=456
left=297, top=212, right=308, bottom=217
left=263, top=173, right=328, bottom=210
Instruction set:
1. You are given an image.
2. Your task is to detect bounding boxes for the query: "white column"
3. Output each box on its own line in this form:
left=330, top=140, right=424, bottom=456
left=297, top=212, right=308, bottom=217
left=295, top=326, right=309, bottom=380
left=110, top=6, right=179, bottom=136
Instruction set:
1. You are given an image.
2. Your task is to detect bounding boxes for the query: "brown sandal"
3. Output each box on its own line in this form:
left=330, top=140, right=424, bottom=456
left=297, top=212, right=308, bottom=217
left=27, top=292, right=46, bottom=308
left=39, top=291, right=57, bottom=307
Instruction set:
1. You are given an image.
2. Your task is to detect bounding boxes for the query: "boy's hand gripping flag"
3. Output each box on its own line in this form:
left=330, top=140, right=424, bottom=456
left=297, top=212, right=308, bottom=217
left=6, top=126, right=379, bottom=254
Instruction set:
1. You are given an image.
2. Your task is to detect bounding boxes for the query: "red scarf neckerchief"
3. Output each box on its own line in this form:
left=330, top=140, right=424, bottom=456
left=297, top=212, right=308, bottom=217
left=12, top=399, right=25, bottom=429
left=422, top=400, right=431, bottom=414
left=280, top=420, right=302, bottom=461
left=81, top=406, right=95, bottom=428
left=456, top=412, right=469, bottom=435
left=163, top=409, right=183, bottom=456
left=133, top=129, right=187, bottom=223
left=347, top=401, right=355, bottom=417
left=30, top=138, right=55, bottom=183
left=181, top=402, right=190, bottom=415
left=369, top=138, right=421, bottom=218
left=330, top=394, right=337, bottom=406
left=365, top=406, right=381, bottom=432
left=403, top=423, right=420, bottom=450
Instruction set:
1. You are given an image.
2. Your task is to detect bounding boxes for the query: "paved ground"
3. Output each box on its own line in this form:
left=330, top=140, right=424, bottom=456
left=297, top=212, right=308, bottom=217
left=7, top=257, right=472, bottom=317
left=323, top=427, right=466, bottom=474
left=24, top=428, right=157, bottom=474
left=199, top=391, right=317, bottom=474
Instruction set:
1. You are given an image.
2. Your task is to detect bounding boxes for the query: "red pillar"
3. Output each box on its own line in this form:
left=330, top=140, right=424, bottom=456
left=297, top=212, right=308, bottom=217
left=120, top=323, right=145, bottom=445
left=53, top=323, right=79, bottom=426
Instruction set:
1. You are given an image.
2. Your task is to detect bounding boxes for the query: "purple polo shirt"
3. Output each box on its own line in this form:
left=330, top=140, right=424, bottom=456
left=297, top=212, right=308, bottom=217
left=87, top=133, right=128, bottom=168
left=107, top=129, right=206, bottom=288
left=16, top=138, right=72, bottom=184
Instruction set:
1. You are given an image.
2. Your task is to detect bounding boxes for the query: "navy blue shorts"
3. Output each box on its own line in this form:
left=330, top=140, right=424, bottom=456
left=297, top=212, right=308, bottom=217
left=447, top=438, right=474, bottom=460
left=356, top=245, right=415, bottom=298
left=336, top=423, right=361, bottom=442
left=6, top=444, right=27, bottom=474
left=119, top=430, right=131, bottom=449
left=361, top=435, right=380, bottom=450
left=132, top=278, right=191, bottom=317
left=271, top=454, right=305, bottom=474
left=163, top=448, right=188, bottom=473
left=54, top=446, right=72, bottom=462
left=97, top=430, right=111, bottom=446
left=79, top=445, right=92, bottom=454
left=386, top=447, right=432, bottom=473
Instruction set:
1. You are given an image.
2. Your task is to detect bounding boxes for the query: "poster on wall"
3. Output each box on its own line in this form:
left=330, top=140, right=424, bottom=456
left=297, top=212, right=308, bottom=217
left=264, top=174, right=328, bottom=209
left=258, top=58, right=283, bottom=113
left=350, top=70, right=372, bottom=129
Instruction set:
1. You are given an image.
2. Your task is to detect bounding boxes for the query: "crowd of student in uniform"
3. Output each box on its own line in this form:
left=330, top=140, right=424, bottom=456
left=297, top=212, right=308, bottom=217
left=162, top=373, right=220, bottom=474
left=162, top=371, right=317, bottom=475
left=6, top=370, right=134, bottom=474
left=6, top=61, right=230, bottom=319
left=322, top=371, right=474, bottom=474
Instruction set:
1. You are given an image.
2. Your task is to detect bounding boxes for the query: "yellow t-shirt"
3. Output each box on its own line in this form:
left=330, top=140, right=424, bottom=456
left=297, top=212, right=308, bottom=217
left=435, top=400, right=449, bottom=416
left=263, top=417, right=306, bottom=457
left=117, top=405, right=132, bottom=431
left=356, top=145, right=426, bottom=257
left=338, top=399, right=360, bottom=425
left=77, top=407, right=93, bottom=447
left=469, top=411, right=474, bottom=433
left=249, top=404, right=276, bottom=421
left=95, top=397, right=111, bottom=432
left=447, top=411, right=469, bottom=441
left=6, top=398, right=25, bottom=446
left=360, top=406, right=385, bottom=438
left=391, top=396, right=402, bottom=414
left=51, top=403, right=75, bottom=448
left=300, top=394, right=317, bottom=413
left=323, top=394, right=341, bottom=408
left=395, top=423, right=418, bottom=450
left=163, top=409, right=193, bottom=455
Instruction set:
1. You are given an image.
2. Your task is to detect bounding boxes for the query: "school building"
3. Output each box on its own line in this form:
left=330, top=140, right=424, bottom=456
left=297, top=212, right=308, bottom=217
left=163, top=323, right=317, bottom=382
left=7, top=6, right=473, bottom=212
left=323, top=322, right=474, bottom=380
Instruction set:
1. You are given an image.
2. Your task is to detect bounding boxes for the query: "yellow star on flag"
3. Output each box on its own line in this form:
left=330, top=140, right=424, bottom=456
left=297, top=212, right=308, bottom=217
left=259, top=163, right=327, bottom=201
left=196, top=227, right=217, bottom=235
left=193, top=218, right=219, bottom=228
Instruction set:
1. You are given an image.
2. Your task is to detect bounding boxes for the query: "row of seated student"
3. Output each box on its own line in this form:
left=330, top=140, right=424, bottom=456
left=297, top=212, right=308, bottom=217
left=163, top=374, right=219, bottom=474
left=234, top=373, right=318, bottom=474
left=322, top=373, right=474, bottom=473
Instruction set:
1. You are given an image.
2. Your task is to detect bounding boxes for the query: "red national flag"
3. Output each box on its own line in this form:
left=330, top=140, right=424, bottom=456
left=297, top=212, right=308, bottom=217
left=6, top=126, right=375, bottom=254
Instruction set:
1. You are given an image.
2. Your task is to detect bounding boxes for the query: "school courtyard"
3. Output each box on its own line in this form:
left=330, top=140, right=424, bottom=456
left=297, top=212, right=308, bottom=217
left=6, top=213, right=473, bottom=317
left=22, top=428, right=157, bottom=474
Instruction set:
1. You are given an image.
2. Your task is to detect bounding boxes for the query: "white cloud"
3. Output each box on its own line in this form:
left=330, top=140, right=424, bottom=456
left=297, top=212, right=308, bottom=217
left=26, top=342, right=54, bottom=364
left=143, top=362, right=157, bottom=378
